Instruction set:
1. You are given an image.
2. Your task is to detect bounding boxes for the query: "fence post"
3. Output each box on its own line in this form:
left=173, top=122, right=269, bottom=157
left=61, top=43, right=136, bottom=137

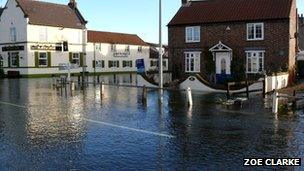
left=142, top=85, right=147, bottom=104
left=292, top=90, right=296, bottom=110
left=187, top=87, right=193, bottom=107
left=97, top=75, right=100, bottom=83
left=78, top=75, right=81, bottom=85
left=272, top=90, right=279, bottom=114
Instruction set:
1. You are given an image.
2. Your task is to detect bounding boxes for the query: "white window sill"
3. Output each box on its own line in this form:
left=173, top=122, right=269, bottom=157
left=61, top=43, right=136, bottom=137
left=186, top=41, right=200, bottom=43
left=246, top=38, right=264, bottom=41
left=185, top=71, right=200, bottom=73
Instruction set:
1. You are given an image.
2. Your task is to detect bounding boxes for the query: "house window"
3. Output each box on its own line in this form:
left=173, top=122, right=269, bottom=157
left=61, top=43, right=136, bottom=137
left=247, top=23, right=264, bottom=40
left=163, top=61, right=167, bottom=67
left=111, top=44, right=116, bottom=52
left=95, top=44, right=101, bottom=51
left=125, top=45, right=130, bottom=52
left=109, top=60, right=119, bottom=68
left=185, top=52, right=201, bottom=72
left=246, top=51, right=264, bottom=73
left=71, top=53, right=80, bottom=65
left=96, top=60, right=105, bottom=68
left=138, top=46, right=142, bottom=52
left=8, top=52, right=19, bottom=67
left=123, top=60, right=133, bottom=68
left=10, top=27, right=17, bottom=42
left=185, top=26, right=200, bottom=43
left=39, top=52, right=48, bottom=67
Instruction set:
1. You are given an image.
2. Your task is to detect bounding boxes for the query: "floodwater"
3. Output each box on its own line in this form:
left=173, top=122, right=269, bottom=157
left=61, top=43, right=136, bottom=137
left=0, top=78, right=303, bottom=171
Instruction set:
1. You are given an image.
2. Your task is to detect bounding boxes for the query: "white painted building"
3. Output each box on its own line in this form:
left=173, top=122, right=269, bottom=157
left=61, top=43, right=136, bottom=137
left=0, top=0, right=87, bottom=77
left=86, top=30, right=150, bottom=74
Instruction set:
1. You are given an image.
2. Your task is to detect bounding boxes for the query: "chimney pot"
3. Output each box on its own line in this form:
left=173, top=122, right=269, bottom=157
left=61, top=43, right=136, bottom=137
left=182, top=0, right=190, bottom=6
left=68, top=0, right=77, bottom=9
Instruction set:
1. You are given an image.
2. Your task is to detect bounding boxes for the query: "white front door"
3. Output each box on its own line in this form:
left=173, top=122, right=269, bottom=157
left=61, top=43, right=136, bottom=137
left=215, top=52, right=231, bottom=75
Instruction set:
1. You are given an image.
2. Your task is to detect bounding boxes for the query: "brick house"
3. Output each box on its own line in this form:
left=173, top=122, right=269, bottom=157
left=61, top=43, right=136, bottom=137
left=168, top=0, right=298, bottom=83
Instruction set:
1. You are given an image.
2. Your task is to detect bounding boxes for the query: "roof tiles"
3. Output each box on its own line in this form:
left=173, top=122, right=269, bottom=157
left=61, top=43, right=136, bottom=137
left=168, top=0, right=292, bottom=26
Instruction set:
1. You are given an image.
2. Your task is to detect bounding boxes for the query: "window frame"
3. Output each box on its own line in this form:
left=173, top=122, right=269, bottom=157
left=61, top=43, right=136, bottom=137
left=38, top=52, right=48, bottom=67
left=8, top=52, right=19, bottom=67
left=138, top=46, right=143, bottom=53
left=123, top=60, right=133, bottom=68
left=71, top=53, right=80, bottom=65
left=246, top=23, right=264, bottom=41
left=246, top=50, right=265, bottom=74
left=10, top=27, right=17, bottom=42
left=184, top=51, right=201, bottom=73
left=111, top=44, right=117, bottom=52
left=185, top=26, right=201, bottom=43
left=109, top=60, right=120, bottom=68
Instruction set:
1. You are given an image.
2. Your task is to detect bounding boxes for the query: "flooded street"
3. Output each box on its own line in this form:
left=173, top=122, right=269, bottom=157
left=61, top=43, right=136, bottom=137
left=0, top=78, right=303, bottom=170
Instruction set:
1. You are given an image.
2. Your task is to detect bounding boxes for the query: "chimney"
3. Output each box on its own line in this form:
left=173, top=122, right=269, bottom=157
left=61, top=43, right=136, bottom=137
left=182, top=0, right=190, bottom=6
left=68, top=0, right=77, bottom=9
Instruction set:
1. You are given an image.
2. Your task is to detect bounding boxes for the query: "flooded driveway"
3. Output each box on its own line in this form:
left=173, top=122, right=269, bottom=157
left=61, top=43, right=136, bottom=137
left=0, top=78, right=303, bottom=170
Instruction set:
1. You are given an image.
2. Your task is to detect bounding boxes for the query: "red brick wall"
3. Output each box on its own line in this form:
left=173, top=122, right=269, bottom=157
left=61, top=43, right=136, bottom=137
left=168, top=19, right=292, bottom=79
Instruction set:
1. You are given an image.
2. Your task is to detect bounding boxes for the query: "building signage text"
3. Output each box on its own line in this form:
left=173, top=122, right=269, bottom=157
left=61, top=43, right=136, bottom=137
left=2, top=46, right=25, bottom=52
left=113, top=52, right=130, bottom=57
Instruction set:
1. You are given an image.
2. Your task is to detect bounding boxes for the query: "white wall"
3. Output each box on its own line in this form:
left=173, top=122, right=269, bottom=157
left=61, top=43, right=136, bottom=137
left=0, top=0, right=28, bottom=43
left=27, top=25, right=84, bottom=44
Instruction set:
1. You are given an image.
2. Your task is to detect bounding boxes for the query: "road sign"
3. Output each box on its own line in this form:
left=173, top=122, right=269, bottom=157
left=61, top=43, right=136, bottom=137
left=136, top=59, right=145, bottom=73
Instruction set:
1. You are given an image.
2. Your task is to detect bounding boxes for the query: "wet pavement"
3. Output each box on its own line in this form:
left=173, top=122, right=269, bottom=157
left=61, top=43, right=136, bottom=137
left=0, top=78, right=303, bottom=170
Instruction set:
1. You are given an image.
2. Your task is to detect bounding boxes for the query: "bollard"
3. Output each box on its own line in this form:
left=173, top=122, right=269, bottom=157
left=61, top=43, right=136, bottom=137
left=187, top=87, right=193, bottom=107
left=263, top=74, right=267, bottom=98
left=100, top=82, right=104, bottom=96
left=272, top=90, right=279, bottom=114
left=70, top=81, right=75, bottom=91
left=142, top=85, right=147, bottom=103
left=97, top=75, right=100, bottom=83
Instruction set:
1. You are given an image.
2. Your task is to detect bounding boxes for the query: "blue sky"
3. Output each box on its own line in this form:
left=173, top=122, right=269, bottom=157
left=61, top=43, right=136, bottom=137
left=1, top=0, right=304, bottom=44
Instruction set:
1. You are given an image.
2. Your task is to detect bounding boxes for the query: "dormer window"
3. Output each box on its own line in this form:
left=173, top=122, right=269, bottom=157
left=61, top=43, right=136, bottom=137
left=247, top=23, right=264, bottom=41
left=125, top=45, right=130, bottom=52
left=185, top=26, right=200, bottom=43
left=111, top=44, right=116, bottom=52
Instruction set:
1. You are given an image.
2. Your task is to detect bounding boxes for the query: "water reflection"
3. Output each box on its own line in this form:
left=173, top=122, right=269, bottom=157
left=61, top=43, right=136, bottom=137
left=0, top=78, right=303, bottom=170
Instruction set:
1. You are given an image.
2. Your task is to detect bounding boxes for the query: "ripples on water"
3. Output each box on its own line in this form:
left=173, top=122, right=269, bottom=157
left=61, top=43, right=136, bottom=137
left=0, top=78, right=303, bottom=170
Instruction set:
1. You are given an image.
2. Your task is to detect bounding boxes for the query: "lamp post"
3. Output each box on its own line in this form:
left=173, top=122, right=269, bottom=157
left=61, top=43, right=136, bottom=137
left=158, top=0, right=164, bottom=103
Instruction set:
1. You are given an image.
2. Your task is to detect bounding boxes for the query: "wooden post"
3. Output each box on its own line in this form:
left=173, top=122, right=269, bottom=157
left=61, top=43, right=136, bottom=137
left=78, top=75, right=81, bottom=85
left=97, top=75, right=100, bottom=83
left=246, top=80, right=249, bottom=99
left=187, top=87, right=193, bottom=106
left=272, top=90, right=279, bottom=114
left=292, top=90, right=296, bottom=110
left=142, top=85, right=147, bottom=104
